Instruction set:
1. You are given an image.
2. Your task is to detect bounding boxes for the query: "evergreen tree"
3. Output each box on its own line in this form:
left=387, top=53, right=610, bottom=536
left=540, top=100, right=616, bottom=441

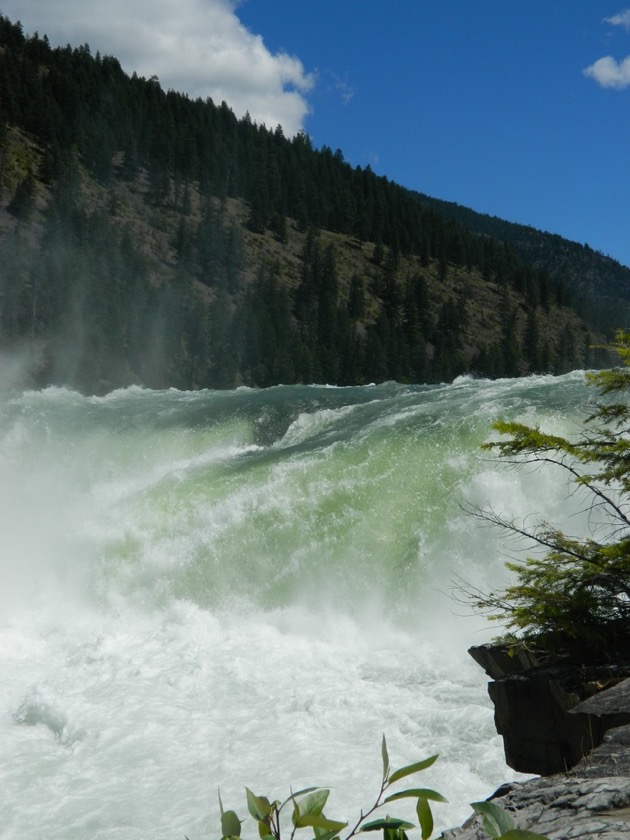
left=524, top=309, right=541, bottom=372
left=347, top=274, right=365, bottom=320
left=464, top=331, right=630, bottom=659
left=8, top=170, right=36, bottom=221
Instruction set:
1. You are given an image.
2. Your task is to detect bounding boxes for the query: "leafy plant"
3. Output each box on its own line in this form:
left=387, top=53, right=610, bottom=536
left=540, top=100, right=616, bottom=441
left=213, top=737, right=547, bottom=840
left=470, top=801, right=547, bottom=840
left=462, top=329, right=630, bottom=656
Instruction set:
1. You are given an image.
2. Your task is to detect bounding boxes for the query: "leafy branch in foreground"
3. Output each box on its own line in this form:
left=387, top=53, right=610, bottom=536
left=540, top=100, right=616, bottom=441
left=213, top=737, right=547, bottom=840
left=460, top=330, right=630, bottom=656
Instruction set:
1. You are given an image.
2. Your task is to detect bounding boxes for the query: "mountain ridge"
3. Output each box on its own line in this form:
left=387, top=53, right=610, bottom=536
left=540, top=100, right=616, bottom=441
left=414, top=191, right=630, bottom=330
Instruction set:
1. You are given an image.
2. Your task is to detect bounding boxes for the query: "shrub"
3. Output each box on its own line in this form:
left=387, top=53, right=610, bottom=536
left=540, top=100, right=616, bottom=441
left=211, top=738, right=546, bottom=840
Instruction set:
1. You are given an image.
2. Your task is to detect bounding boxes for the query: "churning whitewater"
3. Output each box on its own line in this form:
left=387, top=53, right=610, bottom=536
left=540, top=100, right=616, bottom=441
left=0, top=374, right=593, bottom=840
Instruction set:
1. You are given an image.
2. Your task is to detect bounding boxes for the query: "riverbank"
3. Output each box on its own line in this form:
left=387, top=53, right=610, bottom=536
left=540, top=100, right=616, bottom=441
left=442, top=645, right=630, bottom=838
left=442, top=724, right=630, bottom=838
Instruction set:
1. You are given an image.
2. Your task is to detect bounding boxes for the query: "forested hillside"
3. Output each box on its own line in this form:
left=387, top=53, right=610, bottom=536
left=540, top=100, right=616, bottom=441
left=416, top=193, right=630, bottom=333
left=0, top=15, right=623, bottom=393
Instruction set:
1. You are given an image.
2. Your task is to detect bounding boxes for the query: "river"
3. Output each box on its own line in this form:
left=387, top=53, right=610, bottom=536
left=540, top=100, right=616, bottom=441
left=0, top=373, right=593, bottom=839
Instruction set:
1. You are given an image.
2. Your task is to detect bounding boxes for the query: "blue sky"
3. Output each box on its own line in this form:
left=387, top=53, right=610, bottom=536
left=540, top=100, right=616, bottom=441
left=4, top=1, right=630, bottom=268
left=237, top=2, right=630, bottom=268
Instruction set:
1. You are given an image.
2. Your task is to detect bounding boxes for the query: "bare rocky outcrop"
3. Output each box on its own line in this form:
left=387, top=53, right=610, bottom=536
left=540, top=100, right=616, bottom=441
left=443, top=644, right=630, bottom=839
left=441, top=726, right=630, bottom=839
left=468, top=643, right=630, bottom=776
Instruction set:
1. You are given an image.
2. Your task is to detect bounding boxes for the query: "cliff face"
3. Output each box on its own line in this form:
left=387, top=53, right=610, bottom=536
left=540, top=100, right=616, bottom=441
left=468, top=643, right=630, bottom=776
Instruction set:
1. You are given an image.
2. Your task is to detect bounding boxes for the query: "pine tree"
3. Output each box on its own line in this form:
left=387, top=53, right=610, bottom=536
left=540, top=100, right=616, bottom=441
left=463, top=331, right=630, bottom=659
left=8, top=170, right=36, bottom=221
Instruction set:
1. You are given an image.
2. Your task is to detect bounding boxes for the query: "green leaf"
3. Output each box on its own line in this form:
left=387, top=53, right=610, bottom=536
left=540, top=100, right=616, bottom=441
left=300, top=790, right=330, bottom=817
left=382, top=734, right=390, bottom=779
left=361, top=818, right=415, bottom=832
left=313, top=828, right=342, bottom=840
left=221, top=810, right=242, bottom=838
left=246, top=788, right=272, bottom=821
left=281, top=787, right=320, bottom=810
left=388, top=755, right=439, bottom=784
left=498, top=831, right=550, bottom=840
left=292, top=789, right=330, bottom=826
left=471, top=801, right=515, bottom=839
left=417, top=796, right=433, bottom=840
left=384, top=788, right=447, bottom=804
left=291, top=787, right=321, bottom=799
left=384, top=829, right=409, bottom=840
left=303, top=815, right=348, bottom=832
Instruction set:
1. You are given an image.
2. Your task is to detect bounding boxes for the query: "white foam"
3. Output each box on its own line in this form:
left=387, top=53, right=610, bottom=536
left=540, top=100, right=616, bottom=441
left=0, top=377, right=589, bottom=838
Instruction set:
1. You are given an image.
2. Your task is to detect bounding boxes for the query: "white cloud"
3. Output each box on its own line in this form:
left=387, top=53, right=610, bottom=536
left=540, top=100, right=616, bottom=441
left=1, top=0, right=315, bottom=135
left=584, top=9, right=630, bottom=90
left=605, top=9, right=630, bottom=29
left=584, top=55, right=630, bottom=89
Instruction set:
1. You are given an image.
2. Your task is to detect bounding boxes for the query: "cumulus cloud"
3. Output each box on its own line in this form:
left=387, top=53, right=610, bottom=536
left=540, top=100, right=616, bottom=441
left=605, top=9, right=630, bottom=29
left=584, top=9, right=630, bottom=90
left=1, top=0, right=315, bottom=135
left=584, top=55, right=630, bottom=88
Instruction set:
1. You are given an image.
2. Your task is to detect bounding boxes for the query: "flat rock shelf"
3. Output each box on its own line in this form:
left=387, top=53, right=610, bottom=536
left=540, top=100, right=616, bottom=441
left=441, top=726, right=630, bottom=839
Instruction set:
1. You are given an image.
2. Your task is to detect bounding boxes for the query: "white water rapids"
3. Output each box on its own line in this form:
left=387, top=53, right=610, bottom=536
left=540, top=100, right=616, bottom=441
left=0, top=374, right=593, bottom=839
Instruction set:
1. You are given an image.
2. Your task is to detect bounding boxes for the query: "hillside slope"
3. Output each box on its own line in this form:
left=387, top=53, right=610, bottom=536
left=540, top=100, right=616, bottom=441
left=415, top=192, right=630, bottom=331
left=0, top=15, right=620, bottom=393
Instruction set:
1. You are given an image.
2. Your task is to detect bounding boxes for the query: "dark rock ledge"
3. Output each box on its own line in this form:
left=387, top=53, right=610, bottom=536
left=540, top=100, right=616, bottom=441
left=468, top=644, right=630, bottom=776
left=440, top=644, right=630, bottom=839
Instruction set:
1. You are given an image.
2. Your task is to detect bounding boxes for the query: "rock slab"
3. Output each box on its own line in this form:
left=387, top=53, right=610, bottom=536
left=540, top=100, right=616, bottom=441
left=441, top=725, right=630, bottom=840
